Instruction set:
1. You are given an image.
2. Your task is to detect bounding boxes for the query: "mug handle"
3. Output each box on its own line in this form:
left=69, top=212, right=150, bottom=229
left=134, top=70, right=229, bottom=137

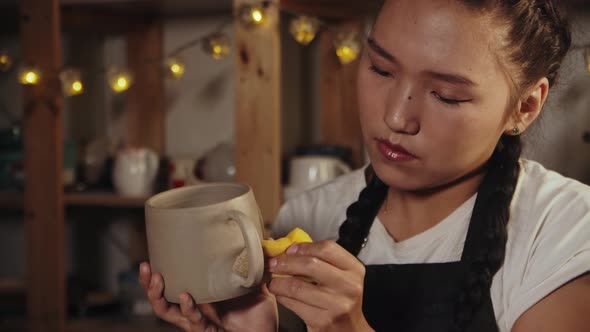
left=226, top=210, right=264, bottom=288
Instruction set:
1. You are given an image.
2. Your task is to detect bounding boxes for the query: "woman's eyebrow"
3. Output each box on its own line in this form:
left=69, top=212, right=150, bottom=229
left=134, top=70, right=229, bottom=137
left=425, top=70, right=478, bottom=87
left=367, top=37, right=398, bottom=64
left=368, top=37, right=477, bottom=87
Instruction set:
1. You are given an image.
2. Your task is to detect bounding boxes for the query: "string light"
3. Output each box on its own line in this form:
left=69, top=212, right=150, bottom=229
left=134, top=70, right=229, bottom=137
left=240, top=4, right=268, bottom=28
left=18, top=66, right=41, bottom=85
left=289, top=16, right=320, bottom=46
left=0, top=51, right=12, bottom=72
left=334, top=32, right=361, bottom=65
left=107, top=68, right=133, bottom=93
left=165, top=57, right=186, bottom=79
left=59, top=68, right=84, bottom=96
left=6, top=0, right=590, bottom=95
left=202, top=33, right=231, bottom=60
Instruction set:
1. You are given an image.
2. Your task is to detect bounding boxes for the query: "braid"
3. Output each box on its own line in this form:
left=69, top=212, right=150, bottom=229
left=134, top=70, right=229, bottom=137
left=337, top=168, right=388, bottom=256
left=452, top=135, right=522, bottom=331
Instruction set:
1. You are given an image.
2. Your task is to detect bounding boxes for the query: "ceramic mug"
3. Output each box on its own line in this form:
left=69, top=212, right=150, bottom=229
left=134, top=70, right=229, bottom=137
left=289, top=156, right=351, bottom=190
left=145, top=183, right=265, bottom=304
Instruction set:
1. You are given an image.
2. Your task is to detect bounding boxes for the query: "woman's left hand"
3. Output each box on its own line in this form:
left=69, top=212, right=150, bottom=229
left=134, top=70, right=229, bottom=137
left=267, top=240, right=374, bottom=332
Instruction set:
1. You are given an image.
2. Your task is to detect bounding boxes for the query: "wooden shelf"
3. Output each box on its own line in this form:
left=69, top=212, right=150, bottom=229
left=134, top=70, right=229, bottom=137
left=65, top=193, right=148, bottom=208
left=0, top=191, right=22, bottom=210
left=0, top=278, right=25, bottom=294
left=0, top=192, right=148, bottom=210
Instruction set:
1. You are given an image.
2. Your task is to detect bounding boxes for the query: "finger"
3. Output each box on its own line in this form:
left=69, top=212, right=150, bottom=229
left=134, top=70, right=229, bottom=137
left=147, top=273, right=190, bottom=328
left=268, top=275, right=334, bottom=310
left=287, top=240, right=363, bottom=271
left=179, top=293, right=207, bottom=329
left=197, top=302, right=223, bottom=326
left=276, top=295, right=329, bottom=330
left=268, top=254, right=341, bottom=287
left=139, top=262, right=151, bottom=290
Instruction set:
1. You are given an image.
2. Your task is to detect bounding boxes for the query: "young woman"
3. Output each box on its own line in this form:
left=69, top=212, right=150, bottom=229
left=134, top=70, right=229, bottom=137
left=139, top=0, right=590, bottom=331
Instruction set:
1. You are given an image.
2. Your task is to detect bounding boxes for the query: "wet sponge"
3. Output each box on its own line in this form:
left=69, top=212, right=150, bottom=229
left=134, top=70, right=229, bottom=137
left=232, top=228, right=313, bottom=277
left=261, top=228, right=313, bottom=257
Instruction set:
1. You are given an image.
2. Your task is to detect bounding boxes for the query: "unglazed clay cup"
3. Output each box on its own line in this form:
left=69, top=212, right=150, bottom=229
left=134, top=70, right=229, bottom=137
left=145, top=183, right=265, bottom=304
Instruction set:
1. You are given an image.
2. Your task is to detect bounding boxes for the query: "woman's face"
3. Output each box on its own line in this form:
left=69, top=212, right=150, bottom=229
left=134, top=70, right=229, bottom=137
left=358, top=0, right=514, bottom=191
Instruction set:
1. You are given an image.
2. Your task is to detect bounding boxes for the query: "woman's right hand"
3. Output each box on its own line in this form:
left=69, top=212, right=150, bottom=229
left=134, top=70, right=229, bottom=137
left=139, top=262, right=278, bottom=332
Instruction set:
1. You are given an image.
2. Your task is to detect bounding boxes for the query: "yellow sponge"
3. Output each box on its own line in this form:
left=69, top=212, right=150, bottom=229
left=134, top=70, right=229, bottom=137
left=261, top=228, right=313, bottom=257
left=233, top=228, right=313, bottom=278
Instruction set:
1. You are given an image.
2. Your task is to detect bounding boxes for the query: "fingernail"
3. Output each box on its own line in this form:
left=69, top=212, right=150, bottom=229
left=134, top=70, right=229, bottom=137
left=286, top=244, right=299, bottom=255
left=140, top=263, right=149, bottom=274
left=268, top=258, right=277, bottom=270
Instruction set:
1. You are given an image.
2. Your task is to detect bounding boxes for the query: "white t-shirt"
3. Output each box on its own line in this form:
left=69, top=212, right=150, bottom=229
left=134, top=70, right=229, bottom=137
left=272, top=159, right=590, bottom=332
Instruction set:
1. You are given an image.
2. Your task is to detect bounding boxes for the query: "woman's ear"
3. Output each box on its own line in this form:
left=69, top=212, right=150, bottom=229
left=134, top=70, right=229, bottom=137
left=504, top=77, right=549, bottom=135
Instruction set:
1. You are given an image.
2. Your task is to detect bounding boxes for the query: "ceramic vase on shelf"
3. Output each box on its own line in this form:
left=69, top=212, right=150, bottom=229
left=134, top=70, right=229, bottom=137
left=112, top=147, right=159, bottom=197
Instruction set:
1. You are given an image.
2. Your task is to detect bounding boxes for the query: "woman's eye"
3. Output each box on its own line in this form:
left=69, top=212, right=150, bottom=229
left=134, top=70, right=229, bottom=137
left=369, top=65, right=392, bottom=78
left=432, top=92, right=472, bottom=106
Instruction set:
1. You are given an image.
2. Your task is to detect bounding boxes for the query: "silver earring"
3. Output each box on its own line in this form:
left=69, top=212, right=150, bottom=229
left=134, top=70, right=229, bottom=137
left=511, top=127, right=520, bottom=135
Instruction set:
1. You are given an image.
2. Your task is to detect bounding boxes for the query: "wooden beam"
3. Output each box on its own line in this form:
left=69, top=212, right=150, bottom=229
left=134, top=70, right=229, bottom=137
left=234, top=0, right=282, bottom=224
left=20, top=0, right=65, bottom=331
left=126, top=20, right=165, bottom=154
left=319, top=21, right=364, bottom=168
left=61, top=7, right=148, bottom=33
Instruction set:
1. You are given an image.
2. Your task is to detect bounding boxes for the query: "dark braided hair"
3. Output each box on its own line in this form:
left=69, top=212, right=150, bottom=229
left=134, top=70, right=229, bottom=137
left=337, top=167, right=388, bottom=256
left=453, top=1, right=571, bottom=330
left=337, top=0, right=571, bottom=330
left=451, top=134, right=521, bottom=331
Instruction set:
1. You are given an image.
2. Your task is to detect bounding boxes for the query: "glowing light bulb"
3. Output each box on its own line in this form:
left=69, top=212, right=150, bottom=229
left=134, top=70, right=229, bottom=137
left=72, top=81, right=83, bottom=91
left=289, top=16, right=320, bottom=46
left=334, top=32, right=361, bottom=65
left=240, top=4, right=267, bottom=28
left=117, top=78, right=127, bottom=88
left=202, top=34, right=231, bottom=60
left=0, top=51, right=12, bottom=72
left=59, top=69, right=84, bottom=96
left=19, top=67, right=41, bottom=85
left=252, top=9, right=263, bottom=23
left=107, top=68, right=133, bottom=93
left=166, top=57, right=185, bottom=79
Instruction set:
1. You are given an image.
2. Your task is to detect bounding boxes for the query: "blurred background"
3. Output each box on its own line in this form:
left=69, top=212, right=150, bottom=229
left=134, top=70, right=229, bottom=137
left=0, top=0, right=588, bottom=331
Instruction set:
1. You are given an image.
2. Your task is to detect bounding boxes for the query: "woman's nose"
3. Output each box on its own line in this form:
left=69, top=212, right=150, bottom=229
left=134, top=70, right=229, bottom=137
left=383, top=90, right=420, bottom=135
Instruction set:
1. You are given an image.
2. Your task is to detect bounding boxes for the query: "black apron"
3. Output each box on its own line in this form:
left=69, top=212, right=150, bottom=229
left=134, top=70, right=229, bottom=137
left=353, top=210, right=499, bottom=332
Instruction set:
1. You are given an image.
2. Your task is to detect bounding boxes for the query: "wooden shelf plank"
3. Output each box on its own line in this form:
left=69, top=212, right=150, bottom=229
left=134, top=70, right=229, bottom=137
left=0, top=191, right=23, bottom=209
left=65, top=193, right=148, bottom=208
left=0, top=278, right=26, bottom=294
left=0, top=192, right=147, bottom=209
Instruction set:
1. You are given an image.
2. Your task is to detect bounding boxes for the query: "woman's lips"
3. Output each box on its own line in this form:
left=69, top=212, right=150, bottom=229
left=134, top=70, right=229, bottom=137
left=376, top=140, right=417, bottom=162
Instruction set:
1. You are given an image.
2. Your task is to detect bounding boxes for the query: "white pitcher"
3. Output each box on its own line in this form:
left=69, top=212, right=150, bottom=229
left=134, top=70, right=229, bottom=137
left=113, top=148, right=159, bottom=197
